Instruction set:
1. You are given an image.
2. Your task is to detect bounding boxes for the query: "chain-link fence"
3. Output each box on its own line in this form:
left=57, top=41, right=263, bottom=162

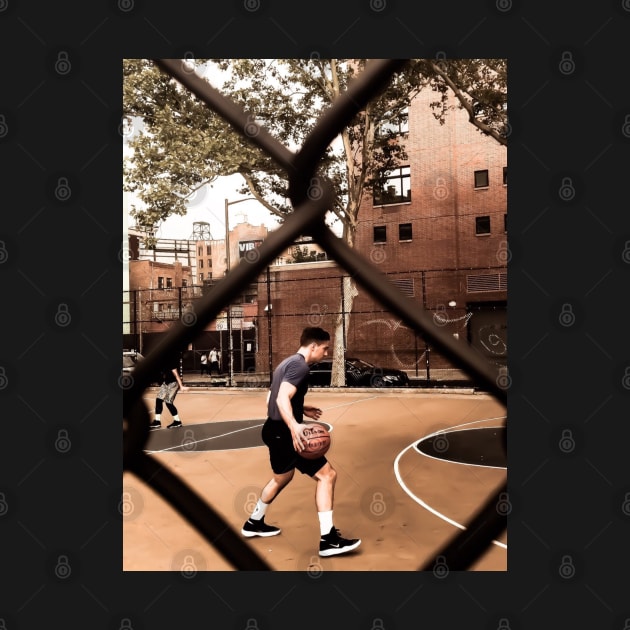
left=124, top=265, right=506, bottom=387
left=123, top=59, right=508, bottom=571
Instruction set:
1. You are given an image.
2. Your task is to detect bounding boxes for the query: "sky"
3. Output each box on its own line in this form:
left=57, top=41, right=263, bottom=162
left=124, top=60, right=343, bottom=241
left=154, top=174, right=282, bottom=241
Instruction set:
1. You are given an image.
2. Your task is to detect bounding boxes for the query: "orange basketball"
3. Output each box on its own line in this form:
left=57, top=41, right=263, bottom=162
left=299, top=423, right=331, bottom=460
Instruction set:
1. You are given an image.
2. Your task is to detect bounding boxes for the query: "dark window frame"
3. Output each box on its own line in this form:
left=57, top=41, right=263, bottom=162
left=377, top=106, right=409, bottom=137
left=373, top=166, right=411, bottom=206
left=373, top=225, right=387, bottom=243
left=474, top=169, right=489, bottom=188
left=399, top=222, right=413, bottom=241
left=475, top=216, right=491, bottom=235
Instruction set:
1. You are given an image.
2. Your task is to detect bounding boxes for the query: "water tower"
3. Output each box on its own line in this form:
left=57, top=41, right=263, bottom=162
left=191, top=221, right=213, bottom=240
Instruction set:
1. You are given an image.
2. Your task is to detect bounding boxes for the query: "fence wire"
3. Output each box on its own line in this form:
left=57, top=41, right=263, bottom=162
left=123, top=58, right=508, bottom=571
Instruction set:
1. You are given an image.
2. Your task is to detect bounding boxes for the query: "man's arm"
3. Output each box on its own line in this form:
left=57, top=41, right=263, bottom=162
left=275, top=381, right=307, bottom=452
left=171, top=368, right=187, bottom=390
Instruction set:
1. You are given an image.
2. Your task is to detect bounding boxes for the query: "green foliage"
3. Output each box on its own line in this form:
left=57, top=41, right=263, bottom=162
left=123, top=58, right=506, bottom=241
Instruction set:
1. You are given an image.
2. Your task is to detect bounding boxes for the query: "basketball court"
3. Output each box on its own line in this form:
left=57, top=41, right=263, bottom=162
left=123, top=387, right=507, bottom=572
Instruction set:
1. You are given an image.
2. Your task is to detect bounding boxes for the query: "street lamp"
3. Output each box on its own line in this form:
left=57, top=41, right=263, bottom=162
left=224, top=197, right=257, bottom=387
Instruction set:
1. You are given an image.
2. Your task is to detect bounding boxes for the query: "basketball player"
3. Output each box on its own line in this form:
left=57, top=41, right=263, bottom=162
left=149, top=354, right=188, bottom=430
left=241, top=326, right=361, bottom=557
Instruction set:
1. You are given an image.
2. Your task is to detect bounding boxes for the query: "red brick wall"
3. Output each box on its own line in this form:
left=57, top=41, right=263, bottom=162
left=355, top=86, right=507, bottom=279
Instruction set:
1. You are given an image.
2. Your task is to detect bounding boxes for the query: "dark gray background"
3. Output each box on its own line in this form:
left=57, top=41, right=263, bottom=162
left=2, top=0, right=629, bottom=628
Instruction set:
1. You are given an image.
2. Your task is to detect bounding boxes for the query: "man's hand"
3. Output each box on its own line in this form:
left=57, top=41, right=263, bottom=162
left=291, top=422, right=308, bottom=453
left=303, top=405, right=323, bottom=421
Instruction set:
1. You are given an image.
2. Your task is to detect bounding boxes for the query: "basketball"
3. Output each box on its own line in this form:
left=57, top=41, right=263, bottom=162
left=299, top=423, right=331, bottom=459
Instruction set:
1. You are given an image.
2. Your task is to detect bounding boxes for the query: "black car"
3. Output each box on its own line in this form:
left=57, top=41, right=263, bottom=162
left=122, top=350, right=145, bottom=375
left=308, top=357, right=410, bottom=387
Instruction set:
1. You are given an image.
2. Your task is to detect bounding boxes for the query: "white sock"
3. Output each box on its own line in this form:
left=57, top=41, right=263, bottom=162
left=155, top=414, right=161, bottom=422
left=173, top=415, right=181, bottom=422
left=318, top=510, right=333, bottom=536
left=250, top=499, right=269, bottom=521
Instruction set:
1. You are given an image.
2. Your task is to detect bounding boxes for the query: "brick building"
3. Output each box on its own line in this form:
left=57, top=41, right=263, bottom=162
left=126, top=260, right=195, bottom=334
left=194, top=219, right=269, bottom=284
left=255, top=84, right=508, bottom=379
left=124, top=78, right=507, bottom=382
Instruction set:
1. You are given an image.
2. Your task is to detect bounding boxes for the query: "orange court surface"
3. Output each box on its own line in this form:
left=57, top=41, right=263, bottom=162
left=123, top=387, right=507, bottom=572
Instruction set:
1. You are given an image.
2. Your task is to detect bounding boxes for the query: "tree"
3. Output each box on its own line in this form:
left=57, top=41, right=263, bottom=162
left=123, top=58, right=506, bottom=384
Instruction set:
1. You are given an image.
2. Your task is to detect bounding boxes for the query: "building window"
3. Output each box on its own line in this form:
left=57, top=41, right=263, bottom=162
left=166, top=277, right=172, bottom=289
left=503, top=167, right=507, bottom=185
left=199, top=272, right=203, bottom=282
left=377, top=106, right=409, bottom=137
left=374, top=225, right=387, bottom=243
left=206, top=244, right=211, bottom=255
left=373, top=166, right=411, bottom=205
left=399, top=223, right=412, bottom=241
left=474, top=169, right=489, bottom=188
left=199, top=259, right=204, bottom=269
left=182, top=279, right=187, bottom=287
left=157, top=276, right=164, bottom=289
left=475, top=216, right=491, bottom=235
left=198, top=246, right=203, bottom=256
left=207, top=258, right=212, bottom=268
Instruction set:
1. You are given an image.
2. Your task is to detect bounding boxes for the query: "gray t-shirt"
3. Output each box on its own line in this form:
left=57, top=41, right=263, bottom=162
left=267, top=353, right=310, bottom=422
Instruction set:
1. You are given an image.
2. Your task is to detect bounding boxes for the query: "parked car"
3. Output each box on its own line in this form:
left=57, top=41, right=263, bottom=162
left=308, top=357, right=410, bottom=387
left=122, top=350, right=145, bottom=374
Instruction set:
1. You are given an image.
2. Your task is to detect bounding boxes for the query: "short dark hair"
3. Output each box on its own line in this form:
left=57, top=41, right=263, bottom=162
left=300, top=327, right=330, bottom=346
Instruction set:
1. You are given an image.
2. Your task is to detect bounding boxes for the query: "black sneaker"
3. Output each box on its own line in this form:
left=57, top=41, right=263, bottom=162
left=319, top=527, right=361, bottom=557
left=167, top=420, right=183, bottom=429
left=149, top=420, right=161, bottom=430
left=241, top=517, right=281, bottom=538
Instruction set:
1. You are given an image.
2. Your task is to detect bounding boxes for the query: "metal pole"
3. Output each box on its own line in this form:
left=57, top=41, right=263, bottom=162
left=240, top=327, right=244, bottom=373
left=223, top=196, right=260, bottom=387
left=266, top=266, right=273, bottom=385
left=415, top=333, right=419, bottom=378
left=341, top=275, right=347, bottom=350
left=225, top=199, right=233, bottom=387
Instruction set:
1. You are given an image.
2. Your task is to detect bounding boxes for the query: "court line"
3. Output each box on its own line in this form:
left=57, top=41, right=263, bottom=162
left=393, top=416, right=508, bottom=550
left=146, top=419, right=334, bottom=454
left=420, top=416, right=507, bottom=441
left=415, top=420, right=507, bottom=470
left=146, top=423, right=265, bottom=454
left=321, top=395, right=382, bottom=410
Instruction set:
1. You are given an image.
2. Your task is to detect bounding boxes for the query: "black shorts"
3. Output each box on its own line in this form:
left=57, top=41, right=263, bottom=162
left=261, top=418, right=327, bottom=477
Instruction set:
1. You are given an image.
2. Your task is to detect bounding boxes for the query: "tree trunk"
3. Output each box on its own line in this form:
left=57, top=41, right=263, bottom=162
left=330, top=216, right=358, bottom=387
left=330, top=276, right=359, bottom=386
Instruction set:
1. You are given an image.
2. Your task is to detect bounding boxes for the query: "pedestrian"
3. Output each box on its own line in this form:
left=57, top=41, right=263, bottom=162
left=241, top=326, right=361, bottom=557
left=209, top=347, right=220, bottom=376
left=149, top=354, right=188, bottom=430
left=200, top=351, right=209, bottom=376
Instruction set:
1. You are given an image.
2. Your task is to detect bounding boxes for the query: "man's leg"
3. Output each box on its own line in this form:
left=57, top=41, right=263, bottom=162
left=312, top=463, right=361, bottom=557
left=312, top=462, right=336, bottom=512
left=242, top=470, right=294, bottom=537
left=150, top=397, right=163, bottom=429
